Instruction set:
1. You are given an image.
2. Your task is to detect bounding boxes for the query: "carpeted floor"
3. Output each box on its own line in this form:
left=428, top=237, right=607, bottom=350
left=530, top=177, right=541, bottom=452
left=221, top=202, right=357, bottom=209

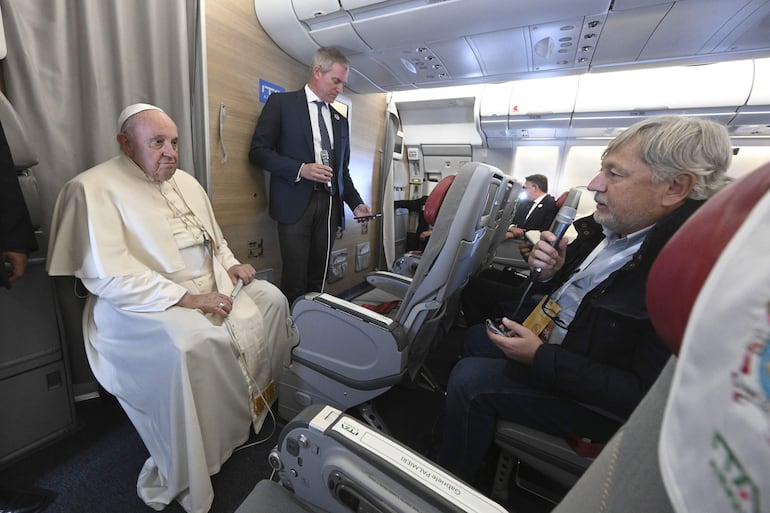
left=0, top=325, right=553, bottom=513
left=0, top=392, right=280, bottom=513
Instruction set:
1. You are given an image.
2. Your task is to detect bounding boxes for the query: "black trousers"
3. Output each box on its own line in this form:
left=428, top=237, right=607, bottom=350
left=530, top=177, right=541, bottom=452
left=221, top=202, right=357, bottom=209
left=277, top=189, right=339, bottom=305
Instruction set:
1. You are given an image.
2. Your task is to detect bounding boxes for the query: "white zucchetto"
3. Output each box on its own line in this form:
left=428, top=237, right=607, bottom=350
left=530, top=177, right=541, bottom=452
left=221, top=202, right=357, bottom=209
left=117, top=103, right=163, bottom=132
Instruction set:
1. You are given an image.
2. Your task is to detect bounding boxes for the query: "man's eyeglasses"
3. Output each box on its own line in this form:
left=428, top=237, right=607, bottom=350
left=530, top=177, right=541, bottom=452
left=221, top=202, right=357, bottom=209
left=541, top=296, right=570, bottom=330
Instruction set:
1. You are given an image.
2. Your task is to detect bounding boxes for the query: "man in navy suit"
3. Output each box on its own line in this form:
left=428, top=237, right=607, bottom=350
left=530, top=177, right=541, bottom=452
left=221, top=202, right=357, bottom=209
left=506, top=173, right=558, bottom=239
left=249, top=47, right=372, bottom=304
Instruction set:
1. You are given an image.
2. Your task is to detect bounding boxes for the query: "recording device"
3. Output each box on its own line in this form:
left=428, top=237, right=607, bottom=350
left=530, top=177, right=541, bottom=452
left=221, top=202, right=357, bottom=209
left=486, top=318, right=510, bottom=337
left=320, top=149, right=332, bottom=189
left=534, top=187, right=582, bottom=274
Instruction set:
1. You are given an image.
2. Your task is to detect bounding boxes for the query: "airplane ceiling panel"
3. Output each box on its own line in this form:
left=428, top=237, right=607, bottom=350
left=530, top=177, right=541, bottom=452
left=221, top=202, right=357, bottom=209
left=308, top=17, right=372, bottom=54
left=710, top=0, right=770, bottom=53
left=291, top=0, right=341, bottom=20
left=346, top=54, right=405, bottom=92
left=345, top=0, right=609, bottom=50
left=355, top=45, right=462, bottom=89
left=254, top=0, right=319, bottom=65
left=415, top=39, right=483, bottom=81
left=467, top=28, right=530, bottom=77
left=638, top=0, right=757, bottom=60
left=339, top=0, right=384, bottom=9
left=256, top=0, right=770, bottom=94
left=589, top=4, right=670, bottom=67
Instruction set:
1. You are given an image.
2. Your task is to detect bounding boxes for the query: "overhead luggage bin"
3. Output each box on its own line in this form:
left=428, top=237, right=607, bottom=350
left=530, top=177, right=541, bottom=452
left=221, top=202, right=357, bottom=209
left=570, top=60, right=753, bottom=129
left=731, top=57, right=770, bottom=130
left=573, top=60, right=753, bottom=113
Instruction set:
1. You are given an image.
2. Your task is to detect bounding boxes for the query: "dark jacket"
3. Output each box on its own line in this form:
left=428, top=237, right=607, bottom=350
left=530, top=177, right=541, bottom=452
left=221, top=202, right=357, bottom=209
left=248, top=89, right=364, bottom=228
left=0, top=120, right=37, bottom=288
left=520, top=199, right=703, bottom=419
left=510, top=194, right=558, bottom=231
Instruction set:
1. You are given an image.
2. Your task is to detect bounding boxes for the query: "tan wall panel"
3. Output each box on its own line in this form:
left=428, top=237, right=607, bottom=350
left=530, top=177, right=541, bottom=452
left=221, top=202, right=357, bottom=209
left=205, top=0, right=386, bottom=294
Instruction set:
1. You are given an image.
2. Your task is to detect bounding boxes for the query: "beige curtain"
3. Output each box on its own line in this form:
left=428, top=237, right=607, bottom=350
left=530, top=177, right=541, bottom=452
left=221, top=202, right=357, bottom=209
left=0, top=0, right=208, bottom=234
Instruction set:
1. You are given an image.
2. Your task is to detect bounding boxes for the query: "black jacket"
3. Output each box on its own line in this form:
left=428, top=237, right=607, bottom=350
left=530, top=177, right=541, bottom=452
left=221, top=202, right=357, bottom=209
left=511, top=194, right=558, bottom=232
left=0, top=121, right=37, bottom=288
left=519, top=200, right=703, bottom=419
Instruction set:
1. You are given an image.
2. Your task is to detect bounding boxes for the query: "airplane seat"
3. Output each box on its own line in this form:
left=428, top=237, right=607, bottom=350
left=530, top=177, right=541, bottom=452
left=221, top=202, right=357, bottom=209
left=390, top=173, right=518, bottom=289
left=491, top=410, right=614, bottom=503
left=235, top=404, right=509, bottom=513
left=390, top=174, right=455, bottom=279
left=423, top=172, right=454, bottom=225
left=554, top=190, right=568, bottom=208
left=493, top=162, right=770, bottom=510
left=278, top=163, right=508, bottom=426
left=468, top=175, right=519, bottom=274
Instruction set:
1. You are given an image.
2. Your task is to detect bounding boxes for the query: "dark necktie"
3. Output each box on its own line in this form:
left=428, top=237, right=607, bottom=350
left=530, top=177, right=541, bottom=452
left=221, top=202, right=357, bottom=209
left=314, top=101, right=334, bottom=169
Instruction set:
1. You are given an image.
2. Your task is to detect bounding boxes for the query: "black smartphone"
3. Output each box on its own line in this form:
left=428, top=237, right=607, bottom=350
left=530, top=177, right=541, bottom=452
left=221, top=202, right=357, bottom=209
left=485, top=318, right=510, bottom=337
left=353, top=213, right=383, bottom=221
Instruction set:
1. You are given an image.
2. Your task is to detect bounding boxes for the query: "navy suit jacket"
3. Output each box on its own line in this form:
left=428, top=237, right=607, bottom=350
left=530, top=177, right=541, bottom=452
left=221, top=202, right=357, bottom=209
left=249, top=88, right=364, bottom=227
left=1, top=120, right=37, bottom=288
left=511, top=194, right=558, bottom=232
left=0, top=120, right=36, bottom=255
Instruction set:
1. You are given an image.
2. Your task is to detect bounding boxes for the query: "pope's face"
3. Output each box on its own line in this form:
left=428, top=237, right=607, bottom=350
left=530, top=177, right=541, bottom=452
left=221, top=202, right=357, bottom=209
left=122, top=110, right=179, bottom=182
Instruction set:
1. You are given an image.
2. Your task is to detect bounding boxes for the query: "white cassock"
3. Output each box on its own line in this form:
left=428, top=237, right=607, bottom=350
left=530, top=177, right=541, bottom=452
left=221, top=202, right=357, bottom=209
left=47, top=154, right=297, bottom=513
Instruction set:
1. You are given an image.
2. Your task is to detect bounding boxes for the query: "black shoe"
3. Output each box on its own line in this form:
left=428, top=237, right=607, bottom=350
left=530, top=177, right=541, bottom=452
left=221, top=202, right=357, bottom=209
left=0, top=485, right=54, bottom=513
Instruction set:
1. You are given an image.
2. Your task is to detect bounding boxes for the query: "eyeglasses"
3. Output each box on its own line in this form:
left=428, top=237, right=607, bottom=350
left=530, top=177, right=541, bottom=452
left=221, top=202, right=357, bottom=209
left=541, top=296, right=570, bottom=330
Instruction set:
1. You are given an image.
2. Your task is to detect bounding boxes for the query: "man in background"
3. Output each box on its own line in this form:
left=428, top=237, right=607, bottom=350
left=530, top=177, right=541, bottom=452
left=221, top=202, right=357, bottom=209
left=506, top=173, right=557, bottom=239
left=249, top=46, right=372, bottom=305
left=0, top=121, right=36, bottom=289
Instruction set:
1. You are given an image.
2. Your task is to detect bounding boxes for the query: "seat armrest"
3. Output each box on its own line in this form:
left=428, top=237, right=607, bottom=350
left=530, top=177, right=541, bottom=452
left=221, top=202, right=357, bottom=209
left=365, top=271, right=412, bottom=298
left=308, top=292, right=395, bottom=329
left=491, top=239, right=530, bottom=270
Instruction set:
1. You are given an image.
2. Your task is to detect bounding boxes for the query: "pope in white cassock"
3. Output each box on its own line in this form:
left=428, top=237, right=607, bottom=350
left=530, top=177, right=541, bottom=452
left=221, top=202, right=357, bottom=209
left=46, top=103, right=297, bottom=513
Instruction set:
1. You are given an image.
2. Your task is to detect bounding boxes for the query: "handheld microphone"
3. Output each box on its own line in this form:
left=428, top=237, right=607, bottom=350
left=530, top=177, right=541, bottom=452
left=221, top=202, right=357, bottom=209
left=320, top=150, right=332, bottom=189
left=534, top=187, right=582, bottom=274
